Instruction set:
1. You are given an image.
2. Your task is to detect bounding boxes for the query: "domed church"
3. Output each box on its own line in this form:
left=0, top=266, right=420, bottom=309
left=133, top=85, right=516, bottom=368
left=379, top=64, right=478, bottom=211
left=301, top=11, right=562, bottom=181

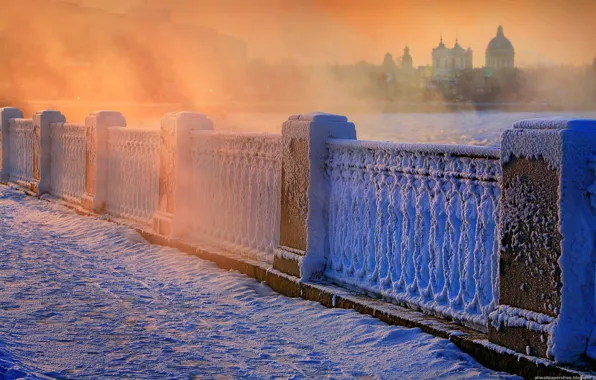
left=485, top=26, right=515, bottom=68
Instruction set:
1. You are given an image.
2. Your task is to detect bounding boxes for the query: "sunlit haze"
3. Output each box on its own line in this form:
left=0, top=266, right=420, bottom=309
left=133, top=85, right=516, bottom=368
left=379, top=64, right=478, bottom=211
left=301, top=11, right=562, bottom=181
left=1, top=0, right=595, bottom=121
left=59, top=0, right=596, bottom=66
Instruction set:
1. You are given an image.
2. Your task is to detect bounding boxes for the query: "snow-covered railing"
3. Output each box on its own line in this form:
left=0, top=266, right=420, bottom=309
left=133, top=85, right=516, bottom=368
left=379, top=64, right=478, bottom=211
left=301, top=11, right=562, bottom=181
left=3, top=106, right=596, bottom=365
left=185, top=131, right=282, bottom=262
left=106, top=127, right=160, bottom=226
left=49, top=123, right=87, bottom=204
left=324, top=140, right=501, bottom=330
left=7, top=119, right=39, bottom=187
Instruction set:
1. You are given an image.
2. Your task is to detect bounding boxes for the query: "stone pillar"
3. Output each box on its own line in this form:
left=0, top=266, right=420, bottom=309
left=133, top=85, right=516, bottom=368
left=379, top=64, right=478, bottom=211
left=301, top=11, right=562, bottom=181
left=273, top=113, right=356, bottom=280
left=489, top=118, right=596, bottom=364
left=153, top=112, right=213, bottom=237
left=0, top=107, right=23, bottom=182
left=33, top=110, right=65, bottom=195
left=82, top=111, right=126, bottom=213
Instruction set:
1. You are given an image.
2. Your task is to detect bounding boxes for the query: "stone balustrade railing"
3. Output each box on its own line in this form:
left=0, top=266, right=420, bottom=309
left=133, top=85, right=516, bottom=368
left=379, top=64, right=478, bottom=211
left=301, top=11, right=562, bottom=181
left=106, top=127, right=160, bottom=226
left=324, top=139, right=501, bottom=331
left=184, top=131, right=281, bottom=261
left=50, top=122, right=87, bottom=204
left=1, top=107, right=596, bottom=366
left=7, top=118, right=38, bottom=189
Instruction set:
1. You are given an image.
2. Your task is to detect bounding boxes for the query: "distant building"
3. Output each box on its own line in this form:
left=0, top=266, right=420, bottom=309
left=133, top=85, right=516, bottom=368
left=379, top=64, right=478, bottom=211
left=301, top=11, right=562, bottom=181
left=382, top=53, right=396, bottom=70
left=431, top=36, right=473, bottom=80
left=401, top=46, right=413, bottom=70
left=485, top=26, right=515, bottom=69
left=381, top=52, right=397, bottom=83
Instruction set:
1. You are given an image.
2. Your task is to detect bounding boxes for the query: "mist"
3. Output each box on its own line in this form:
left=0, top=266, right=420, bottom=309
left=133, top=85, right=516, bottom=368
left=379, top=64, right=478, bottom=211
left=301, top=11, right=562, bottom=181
left=0, top=0, right=595, bottom=125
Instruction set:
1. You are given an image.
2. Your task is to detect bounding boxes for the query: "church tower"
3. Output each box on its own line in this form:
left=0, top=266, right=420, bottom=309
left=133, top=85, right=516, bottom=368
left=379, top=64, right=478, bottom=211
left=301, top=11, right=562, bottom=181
left=432, top=35, right=450, bottom=79
left=383, top=52, right=396, bottom=70
left=401, top=46, right=413, bottom=70
left=432, top=35, right=472, bottom=80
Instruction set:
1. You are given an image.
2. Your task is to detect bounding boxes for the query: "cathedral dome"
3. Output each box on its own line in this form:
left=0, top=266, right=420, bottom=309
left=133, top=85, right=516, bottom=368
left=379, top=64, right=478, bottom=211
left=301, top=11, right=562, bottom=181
left=487, top=26, right=514, bottom=52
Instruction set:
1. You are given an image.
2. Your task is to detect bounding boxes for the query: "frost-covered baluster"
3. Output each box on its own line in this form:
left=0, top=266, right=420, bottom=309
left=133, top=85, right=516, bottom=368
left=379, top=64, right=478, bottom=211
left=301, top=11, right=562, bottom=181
left=82, top=111, right=126, bottom=213
left=273, top=113, right=356, bottom=280
left=0, top=107, right=23, bottom=182
left=34, top=110, right=66, bottom=195
left=488, top=118, right=596, bottom=364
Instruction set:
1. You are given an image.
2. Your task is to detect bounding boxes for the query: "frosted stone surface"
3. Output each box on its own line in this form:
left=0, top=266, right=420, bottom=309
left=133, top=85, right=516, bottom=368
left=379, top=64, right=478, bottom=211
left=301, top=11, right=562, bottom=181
left=185, top=131, right=281, bottom=262
left=8, top=119, right=38, bottom=184
left=50, top=123, right=87, bottom=204
left=324, top=139, right=501, bottom=330
left=106, top=127, right=160, bottom=225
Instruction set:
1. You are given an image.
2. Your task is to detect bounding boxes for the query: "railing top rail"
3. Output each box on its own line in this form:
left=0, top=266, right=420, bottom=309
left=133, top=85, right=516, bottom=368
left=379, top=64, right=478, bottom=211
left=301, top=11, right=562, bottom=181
left=190, top=130, right=281, bottom=140
left=62, top=123, right=86, bottom=128
left=49, top=122, right=86, bottom=128
left=327, top=139, right=500, bottom=159
left=9, top=118, right=33, bottom=124
left=107, top=126, right=158, bottom=134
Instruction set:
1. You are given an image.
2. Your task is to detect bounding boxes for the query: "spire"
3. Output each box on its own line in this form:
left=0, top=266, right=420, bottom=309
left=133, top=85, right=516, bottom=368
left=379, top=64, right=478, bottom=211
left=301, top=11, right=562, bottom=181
left=437, top=33, right=445, bottom=48
left=497, top=25, right=504, bottom=36
left=454, top=33, right=461, bottom=48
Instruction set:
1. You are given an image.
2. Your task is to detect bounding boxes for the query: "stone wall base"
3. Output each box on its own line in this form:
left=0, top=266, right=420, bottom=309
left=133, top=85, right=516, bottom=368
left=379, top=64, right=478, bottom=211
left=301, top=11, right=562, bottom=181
left=81, top=192, right=104, bottom=213
left=272, top=246, right=303, bottom=278
left=488, top=305, right=554, bottom=360
left=153, top=211, right=173, bottom=237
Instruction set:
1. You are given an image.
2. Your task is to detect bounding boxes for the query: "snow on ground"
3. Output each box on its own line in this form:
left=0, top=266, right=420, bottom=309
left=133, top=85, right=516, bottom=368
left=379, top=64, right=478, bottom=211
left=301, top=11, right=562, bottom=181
left=0, top=186, right=518, bottom=379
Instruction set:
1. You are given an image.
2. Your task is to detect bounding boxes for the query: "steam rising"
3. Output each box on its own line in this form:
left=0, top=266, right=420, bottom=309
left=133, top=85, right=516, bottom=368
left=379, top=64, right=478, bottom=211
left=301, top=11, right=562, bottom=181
left=0, top=0, right=595, bottom=123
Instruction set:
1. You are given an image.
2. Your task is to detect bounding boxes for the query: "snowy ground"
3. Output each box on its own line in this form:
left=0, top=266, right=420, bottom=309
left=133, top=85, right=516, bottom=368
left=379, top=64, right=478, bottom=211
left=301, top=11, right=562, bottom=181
left=0, top=186, right=518, bottom=379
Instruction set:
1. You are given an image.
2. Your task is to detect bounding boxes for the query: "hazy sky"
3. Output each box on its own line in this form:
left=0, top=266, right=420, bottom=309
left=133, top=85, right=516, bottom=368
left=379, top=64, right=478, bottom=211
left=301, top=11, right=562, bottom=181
left=66, top=0, right=596, bottom=67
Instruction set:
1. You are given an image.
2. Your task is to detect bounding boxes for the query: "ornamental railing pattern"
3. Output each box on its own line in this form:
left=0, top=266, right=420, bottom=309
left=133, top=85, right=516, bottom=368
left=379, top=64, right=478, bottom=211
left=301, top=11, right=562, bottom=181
left=324, top=139, right=501, bottom=331
left=8, top=119, right=39, bottom=185
left=106, top=127, right=160, bottom=225
left=50, top=123, right=87, bottom=204
left=186, top=131, right=282, bottom=262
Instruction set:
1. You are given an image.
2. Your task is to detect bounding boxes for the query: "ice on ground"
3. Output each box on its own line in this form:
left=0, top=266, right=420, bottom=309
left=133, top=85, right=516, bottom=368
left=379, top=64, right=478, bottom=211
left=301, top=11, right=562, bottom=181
left=0, top=186, right=517, bottom=379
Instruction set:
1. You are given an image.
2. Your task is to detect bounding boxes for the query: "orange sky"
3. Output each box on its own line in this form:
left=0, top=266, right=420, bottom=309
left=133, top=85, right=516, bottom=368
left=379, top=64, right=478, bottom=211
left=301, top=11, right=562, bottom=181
left=66, top=0, right=596, bottom=67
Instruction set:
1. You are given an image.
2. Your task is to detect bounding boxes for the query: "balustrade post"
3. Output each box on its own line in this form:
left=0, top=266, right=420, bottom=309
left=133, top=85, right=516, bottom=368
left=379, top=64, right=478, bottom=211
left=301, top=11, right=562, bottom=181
left=0, top=107, right=23, bottom=182
left=273, top=113, right=356, bottom=280
left=82, top=111, right=126, bottom=213
left=33, top=110, right=65, bottom=195
left=154, top=112, right=213, bottom=237
left=489, top=118, right=596, bottom=364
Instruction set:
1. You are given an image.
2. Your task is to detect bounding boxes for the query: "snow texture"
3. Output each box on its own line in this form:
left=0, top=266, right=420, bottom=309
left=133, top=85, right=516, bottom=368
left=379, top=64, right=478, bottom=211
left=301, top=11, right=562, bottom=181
left=49, top=123, right=86, bottom=204
left=501, top=128, right=562, bottom=170
left=325, top=139, right=501, bottom=331
left=186, top=131, right=281, bottom=262
left=106, top=127, right=160, bottom=226
left=489, top=306, right=555, bottom=335
left=0, top=185, right=519, bottom=379
left=501, top=117, right=596, bottom=364
left=7, top=118, right=38, bottom=184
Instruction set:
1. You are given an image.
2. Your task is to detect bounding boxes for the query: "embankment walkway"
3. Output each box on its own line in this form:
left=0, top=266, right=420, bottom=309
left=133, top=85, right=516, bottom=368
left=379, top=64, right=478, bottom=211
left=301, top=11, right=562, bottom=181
left=0, top=186, right=514, bottom=379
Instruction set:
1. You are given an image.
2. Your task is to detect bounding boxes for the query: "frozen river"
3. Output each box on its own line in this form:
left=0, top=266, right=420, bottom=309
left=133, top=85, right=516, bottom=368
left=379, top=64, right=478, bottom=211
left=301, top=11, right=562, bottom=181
left=0, top=187, right=517, bottom=379
left=214, top=110, right=596, bottom=146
